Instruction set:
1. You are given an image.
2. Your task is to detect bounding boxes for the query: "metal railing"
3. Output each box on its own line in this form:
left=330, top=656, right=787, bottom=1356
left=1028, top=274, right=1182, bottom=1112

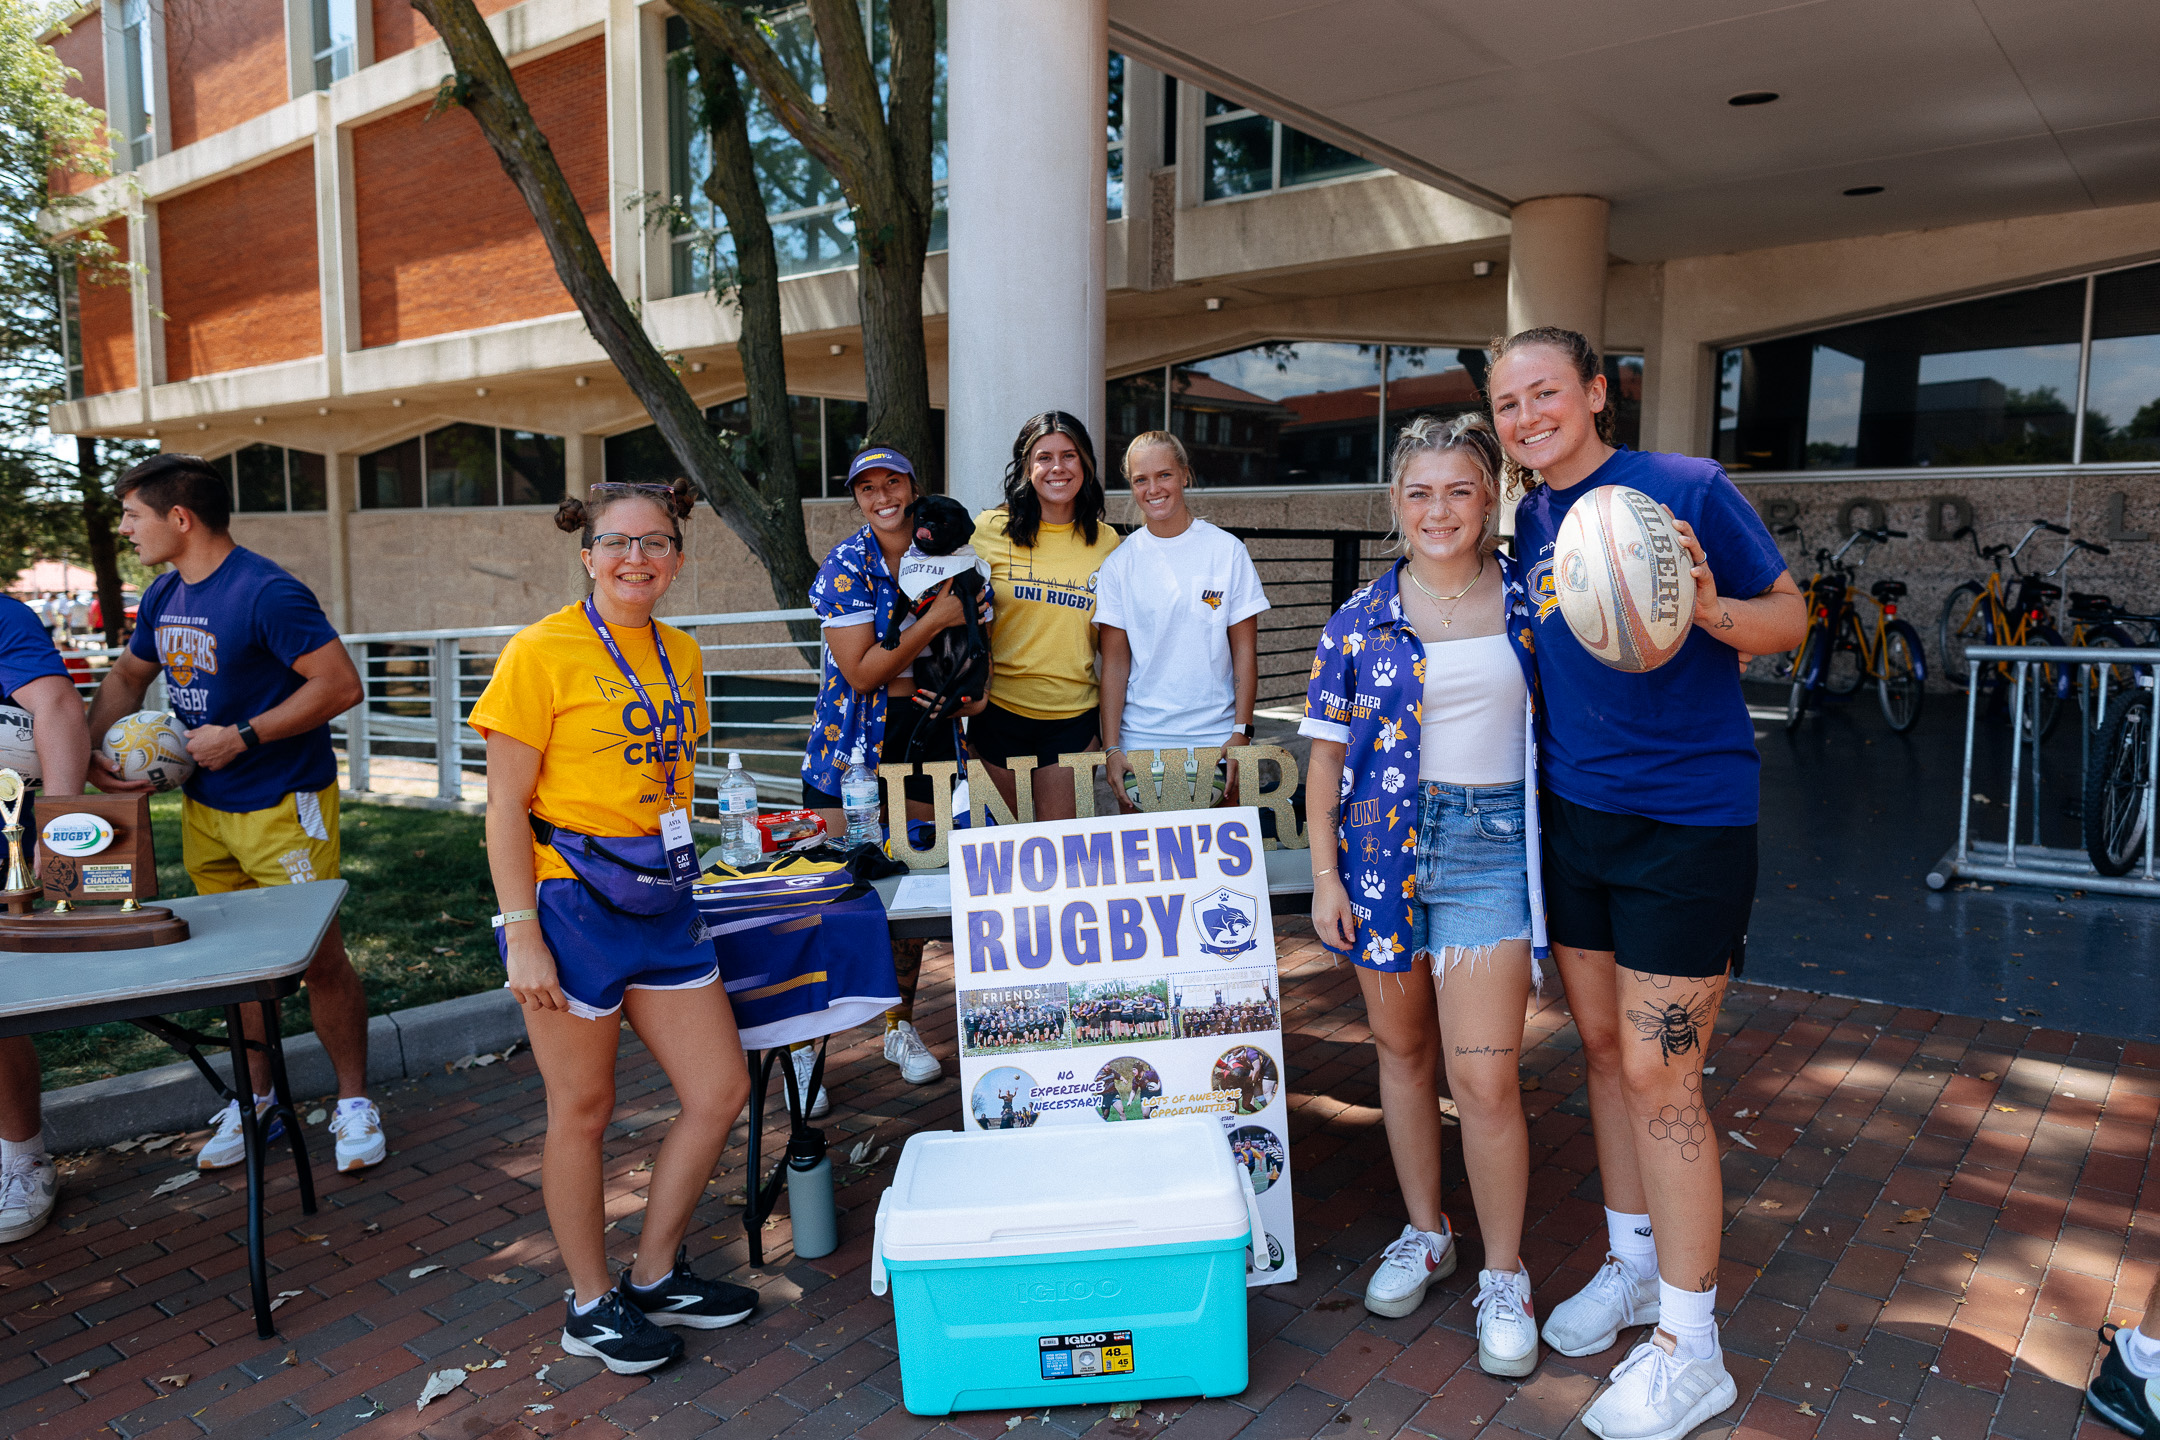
left=335, top=609, right=820, bottom=821
left=1929, top=644, right=2160, bottom=896
left=1217, top=527, right=1394, bottom=705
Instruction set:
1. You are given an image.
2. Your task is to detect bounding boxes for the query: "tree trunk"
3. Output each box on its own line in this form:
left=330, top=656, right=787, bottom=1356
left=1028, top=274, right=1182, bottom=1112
left=76, top=437, right=124, bottom=647
left=411, top=0, right=818, bottom=618
left=678, top=0, right=940, bottom=485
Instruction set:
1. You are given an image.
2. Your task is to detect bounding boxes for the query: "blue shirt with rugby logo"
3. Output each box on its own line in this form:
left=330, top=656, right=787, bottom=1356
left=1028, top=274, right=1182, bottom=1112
left=1512, top=447, right=1786, bottom=827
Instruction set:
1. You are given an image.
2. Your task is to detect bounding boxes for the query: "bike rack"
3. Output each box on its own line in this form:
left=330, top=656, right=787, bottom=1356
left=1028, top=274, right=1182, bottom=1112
left=1928, top=644, right=2160, bottom=896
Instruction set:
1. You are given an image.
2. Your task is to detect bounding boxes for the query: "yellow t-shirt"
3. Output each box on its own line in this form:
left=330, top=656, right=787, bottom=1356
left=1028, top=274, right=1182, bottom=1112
left=469, top=603, right=708, bottom=882
left=971, top=508, right=1122, bottom=720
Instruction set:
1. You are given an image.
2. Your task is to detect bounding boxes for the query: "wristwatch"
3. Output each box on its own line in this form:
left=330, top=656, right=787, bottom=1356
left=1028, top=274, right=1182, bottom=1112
left=236, top=720, right=261, bottom=750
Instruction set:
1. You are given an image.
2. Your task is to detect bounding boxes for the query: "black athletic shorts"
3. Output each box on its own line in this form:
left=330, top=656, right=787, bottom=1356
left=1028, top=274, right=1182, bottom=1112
left=802, top=696, right=955, bottom=808
left=1540, top=790, right=1754, bottom=978
left=966, top=701, right=1098, bottom=770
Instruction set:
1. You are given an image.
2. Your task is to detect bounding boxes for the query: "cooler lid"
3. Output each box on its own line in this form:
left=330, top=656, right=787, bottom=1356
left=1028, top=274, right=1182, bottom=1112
left=877, top=1115, right=1251, bottom=1262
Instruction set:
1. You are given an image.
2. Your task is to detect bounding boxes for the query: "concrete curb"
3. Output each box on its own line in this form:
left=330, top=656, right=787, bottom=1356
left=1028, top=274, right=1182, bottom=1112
left=42, top=987, right=526, bottom=1153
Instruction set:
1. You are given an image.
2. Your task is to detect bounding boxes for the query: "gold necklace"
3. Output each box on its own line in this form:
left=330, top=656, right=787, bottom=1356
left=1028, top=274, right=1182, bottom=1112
left=1405, top=557, right=1483, bottom=627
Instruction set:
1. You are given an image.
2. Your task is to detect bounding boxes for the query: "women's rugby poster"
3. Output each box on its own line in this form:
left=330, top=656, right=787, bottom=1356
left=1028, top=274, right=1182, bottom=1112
left=949, top=807, right=1297, bottom=1285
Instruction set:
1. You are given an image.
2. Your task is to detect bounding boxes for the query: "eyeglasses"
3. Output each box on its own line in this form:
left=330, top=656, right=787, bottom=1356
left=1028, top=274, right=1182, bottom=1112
left=591, top=532, right=679, bottom=558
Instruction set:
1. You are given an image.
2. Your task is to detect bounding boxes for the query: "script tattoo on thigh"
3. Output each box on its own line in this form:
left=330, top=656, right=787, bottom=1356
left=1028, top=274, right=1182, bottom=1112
left=1645, top=1069, right=1708, bottom=1162
left=1628, top=992, right=1716, bottom=1065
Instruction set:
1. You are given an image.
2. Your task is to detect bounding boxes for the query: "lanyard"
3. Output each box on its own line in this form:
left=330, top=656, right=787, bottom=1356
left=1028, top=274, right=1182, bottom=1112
left=582, top=597, right=688, bottom=803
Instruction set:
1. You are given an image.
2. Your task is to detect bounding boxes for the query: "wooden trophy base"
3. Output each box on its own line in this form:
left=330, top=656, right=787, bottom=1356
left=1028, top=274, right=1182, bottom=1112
left=0, top=901, right=191, bottom=952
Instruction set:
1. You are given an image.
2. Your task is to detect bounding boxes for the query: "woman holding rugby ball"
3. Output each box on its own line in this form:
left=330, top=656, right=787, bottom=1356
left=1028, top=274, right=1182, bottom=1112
left=1491, top=327, right=1803, bottom=1440
left=1301, top=414, right=1547, bottom=1376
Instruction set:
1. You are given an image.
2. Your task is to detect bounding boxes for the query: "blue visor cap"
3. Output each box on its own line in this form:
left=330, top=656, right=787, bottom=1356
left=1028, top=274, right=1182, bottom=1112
left=846, top=447, right=916, bottom=487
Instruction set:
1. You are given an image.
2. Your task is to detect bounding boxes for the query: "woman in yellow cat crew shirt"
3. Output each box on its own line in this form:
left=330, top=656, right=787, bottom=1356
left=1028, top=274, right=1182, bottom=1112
left=968, top=411, right=1121, bottom=821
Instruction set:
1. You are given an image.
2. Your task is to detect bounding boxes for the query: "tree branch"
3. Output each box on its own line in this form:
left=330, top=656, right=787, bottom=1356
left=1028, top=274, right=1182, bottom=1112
left=885, top=0, right=937, bottom=221
left=409, top=0, right=788, bottom=575
left=673, top=0, right=859, bottom=192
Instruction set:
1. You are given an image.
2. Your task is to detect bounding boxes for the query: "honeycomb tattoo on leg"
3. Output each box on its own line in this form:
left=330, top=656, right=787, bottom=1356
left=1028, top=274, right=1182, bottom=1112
left=1646, top=1068, right=1708, bottom=1162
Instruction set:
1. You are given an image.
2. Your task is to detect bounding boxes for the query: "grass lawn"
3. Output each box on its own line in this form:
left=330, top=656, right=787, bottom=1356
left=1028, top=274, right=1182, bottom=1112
left=32, top=796, right=502, bottom=1091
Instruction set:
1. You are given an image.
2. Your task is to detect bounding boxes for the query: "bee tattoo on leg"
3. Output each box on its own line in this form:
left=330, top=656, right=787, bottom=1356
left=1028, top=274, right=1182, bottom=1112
left=1628, top=992, right=1717, bottom=1065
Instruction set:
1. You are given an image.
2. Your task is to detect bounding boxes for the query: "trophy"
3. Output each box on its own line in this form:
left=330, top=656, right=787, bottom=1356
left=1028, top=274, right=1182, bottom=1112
left=0, top=769, right=189, bottom=951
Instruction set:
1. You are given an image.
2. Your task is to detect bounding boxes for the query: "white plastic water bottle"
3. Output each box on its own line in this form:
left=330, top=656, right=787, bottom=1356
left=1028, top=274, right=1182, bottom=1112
left=841, top=747, right=882, bottom=849
left=718, top=752, right=762, bottom=866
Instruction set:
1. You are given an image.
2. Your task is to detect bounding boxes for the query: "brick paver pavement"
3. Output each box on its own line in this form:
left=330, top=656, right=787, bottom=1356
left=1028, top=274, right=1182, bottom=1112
left=5, top=924, right=2155, bottom=1440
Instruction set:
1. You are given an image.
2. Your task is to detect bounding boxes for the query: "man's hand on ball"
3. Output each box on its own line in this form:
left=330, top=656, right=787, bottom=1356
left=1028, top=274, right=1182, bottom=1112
left=1667, top=516, right=1729, bottom=632
left=186, top=723, right=247, bottom=772
left=86, top=753, right=152, bottom=793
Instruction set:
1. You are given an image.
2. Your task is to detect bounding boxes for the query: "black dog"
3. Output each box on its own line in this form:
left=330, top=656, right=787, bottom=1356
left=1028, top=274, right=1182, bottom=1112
left=879, top=495, right=991, bottom=746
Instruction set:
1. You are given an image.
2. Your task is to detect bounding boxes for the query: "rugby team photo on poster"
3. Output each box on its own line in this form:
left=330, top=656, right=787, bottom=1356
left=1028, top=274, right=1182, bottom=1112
left=949, top=807, right=1298, bottom=1285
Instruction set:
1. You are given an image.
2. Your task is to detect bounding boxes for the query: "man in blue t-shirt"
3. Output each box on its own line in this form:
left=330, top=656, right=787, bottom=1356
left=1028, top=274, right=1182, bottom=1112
left=0, top=594, right=92, bottom=1246
left=1488, top=331, right=1806, bottom=1437
left=85, top=455, right=386, bottom=1176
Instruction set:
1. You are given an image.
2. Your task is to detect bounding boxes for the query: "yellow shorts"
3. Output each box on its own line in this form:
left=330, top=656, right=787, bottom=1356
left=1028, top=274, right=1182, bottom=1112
left=182, top=784, right=342, bottom=894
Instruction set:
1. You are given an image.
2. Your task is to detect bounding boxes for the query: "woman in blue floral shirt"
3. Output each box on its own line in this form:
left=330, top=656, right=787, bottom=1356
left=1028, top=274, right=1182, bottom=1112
left=798, top=446, right=986, bottom=1094
left=1301, top=415, right=1549, bottom=1377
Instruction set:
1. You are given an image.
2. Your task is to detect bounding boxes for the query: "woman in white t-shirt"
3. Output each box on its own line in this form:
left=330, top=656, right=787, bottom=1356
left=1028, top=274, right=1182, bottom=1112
left=1096, top=431, right=1269, bottom=810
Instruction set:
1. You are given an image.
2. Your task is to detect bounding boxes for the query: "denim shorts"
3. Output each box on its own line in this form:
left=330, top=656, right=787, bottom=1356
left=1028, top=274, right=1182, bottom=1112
left=1407, top=779, right=1533, bottom=965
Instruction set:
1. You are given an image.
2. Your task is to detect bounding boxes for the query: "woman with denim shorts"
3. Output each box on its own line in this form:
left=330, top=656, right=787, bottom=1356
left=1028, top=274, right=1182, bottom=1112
left=1301, top=415, right=1548, bottom=1377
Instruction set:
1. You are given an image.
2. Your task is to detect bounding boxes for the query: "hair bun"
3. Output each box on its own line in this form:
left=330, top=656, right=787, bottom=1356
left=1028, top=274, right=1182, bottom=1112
left=667, top=477, right=697, bottom=520
left=554, top=497, right=588, bottom=534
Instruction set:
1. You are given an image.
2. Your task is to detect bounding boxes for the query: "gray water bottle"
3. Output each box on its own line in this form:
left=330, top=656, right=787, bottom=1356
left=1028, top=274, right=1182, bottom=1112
left=785, top=1126, right=838, bottom=1260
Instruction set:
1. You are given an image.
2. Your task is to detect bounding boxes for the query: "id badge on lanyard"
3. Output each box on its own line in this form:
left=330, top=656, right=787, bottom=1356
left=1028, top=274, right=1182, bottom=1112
left=583, top=598, right=699, bottom=889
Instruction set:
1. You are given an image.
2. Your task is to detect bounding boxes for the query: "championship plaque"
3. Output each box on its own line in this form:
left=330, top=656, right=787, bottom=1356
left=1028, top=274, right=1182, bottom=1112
left=0, top=773, right=188, bottom=951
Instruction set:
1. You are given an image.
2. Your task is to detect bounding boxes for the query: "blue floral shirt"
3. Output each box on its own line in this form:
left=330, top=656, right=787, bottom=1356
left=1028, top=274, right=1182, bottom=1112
left=1299, top=554, right=1549, bottom=972
left=801, top=525, right=964, bottom=798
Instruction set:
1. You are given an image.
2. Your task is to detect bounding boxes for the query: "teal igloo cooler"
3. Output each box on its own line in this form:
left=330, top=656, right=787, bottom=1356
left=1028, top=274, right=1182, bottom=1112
left=870, top=1114, right=1267, bottom=1415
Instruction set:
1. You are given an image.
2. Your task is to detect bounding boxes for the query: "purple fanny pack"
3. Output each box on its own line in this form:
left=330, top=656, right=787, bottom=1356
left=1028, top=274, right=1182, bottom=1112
left=530, top=816, right=685, bottom=916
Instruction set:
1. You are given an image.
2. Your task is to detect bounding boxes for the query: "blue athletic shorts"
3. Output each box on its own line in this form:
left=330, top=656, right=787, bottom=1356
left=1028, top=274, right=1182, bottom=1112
left=498, top=877, right=718, bottom=1020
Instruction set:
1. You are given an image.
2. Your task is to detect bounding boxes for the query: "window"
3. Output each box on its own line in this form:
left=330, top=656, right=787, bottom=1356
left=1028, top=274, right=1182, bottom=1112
left=1109, top=341, right=1641, bottom=488
left=1106, top=53, right=1124, bottom=220
left=2086, top=263, right=2160, bottom=463
left=1712, top=264, right=2160, bottom=471
left=57, top=268, right=82, bottom=401
left=117, top=0, right=156, bottom=166
left=1201, top=94, right=1375, bottom=201
left=208, top=445, right=330, bottom=513
left=312, top=0, right=358, bottom=89
left=358, top=426, right=566, bottom=509
left=605, top=397, right=945, bottom=499
left=664, top=7, right=948, bottom=296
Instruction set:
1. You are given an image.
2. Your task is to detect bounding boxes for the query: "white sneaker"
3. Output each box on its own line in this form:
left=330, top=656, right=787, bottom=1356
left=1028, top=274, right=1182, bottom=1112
left=328, top=1100, right=387, bottom=1172
left=789, top=1047, right=832, bottom=1119
left=1362, top=1220, right=1457, bottom=1318
left=1474, top=1264, right=1539, bottom=1376
left=196, top=1100, right=282, bottom=1171
left=883, top=1022, right=941, bottom=1085
left=1543, top=1253, right=1660, bottom=1357
left=1582, top=1334, right=1736, bottom=1440
left=0, top=1156, right=57, bottom=1243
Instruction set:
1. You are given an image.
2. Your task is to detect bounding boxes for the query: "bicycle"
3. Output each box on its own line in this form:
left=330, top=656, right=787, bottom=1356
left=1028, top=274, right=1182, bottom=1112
left=2082, top=674, right=2155, bottom=877
left=2066, top=589, right=2154, bottom=726
left=1778, top=525, right=1927, bottom=734
left=1937, top=519, right=2107, bottom=740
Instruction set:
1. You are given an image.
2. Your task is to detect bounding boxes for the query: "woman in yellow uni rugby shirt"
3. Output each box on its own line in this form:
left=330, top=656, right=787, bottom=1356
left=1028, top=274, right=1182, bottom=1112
left=968, top=411, right=1121, bottom=821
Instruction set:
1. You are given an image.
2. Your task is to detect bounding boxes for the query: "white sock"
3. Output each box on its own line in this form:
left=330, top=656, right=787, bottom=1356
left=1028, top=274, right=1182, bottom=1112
left=571, top=1291, right=605, bottom=1316
left=1658, top=1281, right=1719, bottom=1362
left=336, top=1097, right=372, bottom=1115
left=0, top=1131, right=46, bottom=1166
left=253, top=1092, right=276, bottom=1110
left=1607, top=1208, right=1656, bottom=1282
left=2125, top=1324, right=2160, bottom=1377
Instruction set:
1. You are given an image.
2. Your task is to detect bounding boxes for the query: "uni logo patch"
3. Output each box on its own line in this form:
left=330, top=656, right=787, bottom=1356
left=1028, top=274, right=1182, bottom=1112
left=1200, top=588, right=1224, bottom=610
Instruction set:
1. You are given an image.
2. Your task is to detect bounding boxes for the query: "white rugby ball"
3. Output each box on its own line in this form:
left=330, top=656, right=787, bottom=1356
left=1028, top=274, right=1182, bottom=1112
left=1553, top=484, right=1698, bottom=672
left=0, top=706, right=39, bottom=786
left=100, top=710, right=196, bottom=792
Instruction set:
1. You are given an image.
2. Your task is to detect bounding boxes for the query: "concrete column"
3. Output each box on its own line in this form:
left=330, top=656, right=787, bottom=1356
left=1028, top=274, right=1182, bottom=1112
left=324, top=452, right=352, bottom=631
left=311, top=93, right=345, bottom=395
left=565, top=433, right=603, bottom=499
left=1505, top=196, right=1610, bottom=352
left=947, top=0, right=1107, bottom=513
left=605, top=0, right=651, bottom=301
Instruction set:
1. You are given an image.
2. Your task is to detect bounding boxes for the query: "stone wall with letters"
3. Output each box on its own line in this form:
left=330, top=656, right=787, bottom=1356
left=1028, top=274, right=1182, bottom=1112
left=1729, top=473, right=2160, bottom=689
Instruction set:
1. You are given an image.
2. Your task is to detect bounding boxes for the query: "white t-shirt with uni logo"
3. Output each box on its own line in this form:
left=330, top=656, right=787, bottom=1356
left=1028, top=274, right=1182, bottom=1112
left=1093, top=518, right=1270, bottom=750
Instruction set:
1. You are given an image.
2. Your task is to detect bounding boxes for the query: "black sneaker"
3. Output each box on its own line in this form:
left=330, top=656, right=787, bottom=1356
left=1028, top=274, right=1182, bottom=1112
left=617, top=1246, right=758, bottom=1330
left=560, top=1289, right=684, bottom=1374
left=2089, top=1324, right=2160, bottom=1438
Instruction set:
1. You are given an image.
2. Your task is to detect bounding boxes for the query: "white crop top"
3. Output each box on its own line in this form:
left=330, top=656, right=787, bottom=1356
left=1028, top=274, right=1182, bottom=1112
left=1418, top=633, right=1527, bottom=785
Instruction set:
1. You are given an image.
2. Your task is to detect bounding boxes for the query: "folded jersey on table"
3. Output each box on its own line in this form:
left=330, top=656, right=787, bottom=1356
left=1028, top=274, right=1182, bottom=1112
left=694, top=855, right=900, bottom=1049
